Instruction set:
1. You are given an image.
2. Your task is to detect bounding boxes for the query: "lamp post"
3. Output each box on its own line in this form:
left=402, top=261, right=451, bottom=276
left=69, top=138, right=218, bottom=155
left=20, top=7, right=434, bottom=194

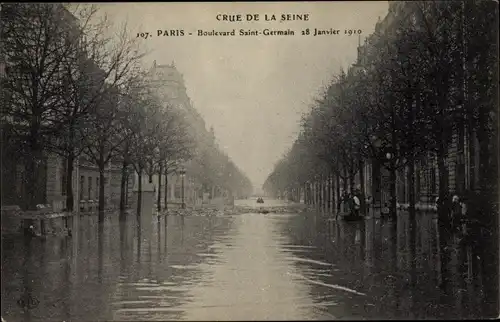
left=179, top=166, right=186, bottom=209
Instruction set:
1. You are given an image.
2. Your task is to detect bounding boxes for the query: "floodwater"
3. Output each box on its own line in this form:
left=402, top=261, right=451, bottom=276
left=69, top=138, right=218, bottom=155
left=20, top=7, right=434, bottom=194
left=1, top=200, right=497, bottom=321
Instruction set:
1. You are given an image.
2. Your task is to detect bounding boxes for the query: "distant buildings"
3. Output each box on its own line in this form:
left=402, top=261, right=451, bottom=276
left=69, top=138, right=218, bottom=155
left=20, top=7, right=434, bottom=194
left=142, top=61, right=206, bottom=207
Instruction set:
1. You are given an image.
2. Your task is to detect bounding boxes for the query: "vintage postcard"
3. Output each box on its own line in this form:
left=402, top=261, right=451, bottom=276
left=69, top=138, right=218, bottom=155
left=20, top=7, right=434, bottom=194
left=1, top=1, right=498, bottom=321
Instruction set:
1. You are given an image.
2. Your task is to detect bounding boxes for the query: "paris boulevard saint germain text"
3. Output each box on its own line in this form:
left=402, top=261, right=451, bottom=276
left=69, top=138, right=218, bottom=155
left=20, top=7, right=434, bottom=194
left=196, top=28, right=362, bottom=37
left=198, top=29, right=295, bottom=36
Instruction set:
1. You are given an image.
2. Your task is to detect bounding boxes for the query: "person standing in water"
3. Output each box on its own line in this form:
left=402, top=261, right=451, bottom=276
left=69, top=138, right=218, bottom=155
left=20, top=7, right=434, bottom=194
left=352, top=192, right=361, bottom=217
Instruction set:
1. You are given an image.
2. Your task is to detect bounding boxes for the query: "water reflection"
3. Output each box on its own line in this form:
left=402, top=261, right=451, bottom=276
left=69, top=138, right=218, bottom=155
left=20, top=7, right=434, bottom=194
left=280, top=212, right=495, bottom=320
left=1, top=209, right=497, bottom=321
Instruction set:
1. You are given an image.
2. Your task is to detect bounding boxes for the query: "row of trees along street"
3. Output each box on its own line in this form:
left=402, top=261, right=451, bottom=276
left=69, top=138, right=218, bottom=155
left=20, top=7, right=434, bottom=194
left=263, top=0, right=497, bottom=310
left=1, top=4, right=253, bottom=222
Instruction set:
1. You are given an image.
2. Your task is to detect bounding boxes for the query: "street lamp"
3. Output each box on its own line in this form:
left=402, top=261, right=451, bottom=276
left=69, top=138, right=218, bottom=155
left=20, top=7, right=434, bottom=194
left=179, top=166, right=186, bottom=209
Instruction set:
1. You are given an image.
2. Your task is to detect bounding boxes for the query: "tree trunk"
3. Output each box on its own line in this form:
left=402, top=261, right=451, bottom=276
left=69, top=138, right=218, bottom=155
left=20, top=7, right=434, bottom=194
left=313, top=182, right=315, bottom=205
left=408, top=155, right=416, bottom=219
left=119, top=158, right=128, bottom=213
left=309, top=182, right=312, bottom=204
left=26, top=126, right=42, bottom=210
left=157, top=162, right=163, bottom=212
left=304, top=183, right=308, bottom=204
left=65, top=153, right=75, bottom=211
left=342, top=166, right=348, bottom=194
left=309, top=183, right=312, bottom=205
left=325, top=178, right=328, bottom=212
left=336, top=173, right=341, bottom=213
left=164, top=168, right=168, bottom=211
left=323, top=178, right=327, bottom=212
left=137, top=168, right=143, bottom=217
left=64, top=121, right=76, bottom=211
left=315, top=181, right=319, bottom=207
left=98, top=157, right=106, bottom=223
left=437, top=143, right=449, bottom=225
left=319, top=178, right=323, bottom=211
left=359, top=160, right=365, bottom=215
left=309, top=181, right=316, bottom=206
left=330, top=175, right=334, bottom=213
left=389, top=165, right=397, bottom=221
left=349, top=171, right=355, bottom=195
left=468, top=128, right=476, bottom=191
left=327, top=176, right=331, bottom=213
left=148, top=160, right=154, bottom=183
left=436, top=143, right=451, bottom=289
left=321, top=177, right=328, bottom=212
left=313, top=182, right=316, bottom=205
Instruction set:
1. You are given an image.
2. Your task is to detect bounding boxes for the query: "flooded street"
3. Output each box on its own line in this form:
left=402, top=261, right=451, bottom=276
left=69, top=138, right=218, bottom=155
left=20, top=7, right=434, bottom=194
left=1, top=201, right=494, bottom=321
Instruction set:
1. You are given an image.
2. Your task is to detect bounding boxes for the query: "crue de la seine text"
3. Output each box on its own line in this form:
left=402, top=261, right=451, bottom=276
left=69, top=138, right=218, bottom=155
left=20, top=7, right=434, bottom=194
left=216, top=13, right=310, bottom=22
left=135, top=13, right=366, bottom=39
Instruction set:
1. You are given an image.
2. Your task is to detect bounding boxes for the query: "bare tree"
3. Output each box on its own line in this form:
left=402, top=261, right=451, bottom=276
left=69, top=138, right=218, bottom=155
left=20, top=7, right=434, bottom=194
left=1, top=4, right=84, bottom=209
left=126, top=89, right=164, bottom=217
left=49, top=4, right=146, bottom=211
left=79, top=85, right=133, bottom=222
left=155, top=108, right=194, bottom=211
left=1, top=4, right=145, bottom=211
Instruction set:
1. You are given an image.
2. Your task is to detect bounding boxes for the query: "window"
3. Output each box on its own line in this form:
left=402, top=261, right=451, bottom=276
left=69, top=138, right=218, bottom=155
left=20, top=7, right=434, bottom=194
left=80, top=176, right=85, bottom=200
left=167, top=185, right=172, bottom=200
left=96, top=177, right=99, bottom=198
left=88, top=177, right=92, bottom=200
left=175, top=186, right=181, bottom=199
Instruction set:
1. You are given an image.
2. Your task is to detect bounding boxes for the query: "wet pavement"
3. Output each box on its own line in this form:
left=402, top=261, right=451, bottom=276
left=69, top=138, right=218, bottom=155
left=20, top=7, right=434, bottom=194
left=1, top=200, right=496, bottom=321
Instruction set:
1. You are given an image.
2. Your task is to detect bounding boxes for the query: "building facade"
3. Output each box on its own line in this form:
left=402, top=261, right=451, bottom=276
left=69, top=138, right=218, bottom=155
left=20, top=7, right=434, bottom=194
left=298, top=2, right=484, bottom=211
left=142, top=61, right=207, bottom=208
left=354, top=2, right=480, bottom=208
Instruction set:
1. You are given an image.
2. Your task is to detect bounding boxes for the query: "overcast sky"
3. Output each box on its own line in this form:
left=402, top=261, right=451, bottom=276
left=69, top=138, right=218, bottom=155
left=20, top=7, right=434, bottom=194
left=99, top=1, right=389, bottom=191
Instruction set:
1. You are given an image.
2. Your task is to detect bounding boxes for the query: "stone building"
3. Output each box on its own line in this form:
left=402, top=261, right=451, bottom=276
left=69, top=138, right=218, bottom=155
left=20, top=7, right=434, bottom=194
left=50, top=156, right=134, bottom=212
left=143, top=61, right=208, bottom=207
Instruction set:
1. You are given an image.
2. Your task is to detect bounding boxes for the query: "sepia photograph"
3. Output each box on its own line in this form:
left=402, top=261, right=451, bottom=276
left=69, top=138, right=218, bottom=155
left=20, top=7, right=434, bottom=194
left=0, top=1, right=499, bottom=320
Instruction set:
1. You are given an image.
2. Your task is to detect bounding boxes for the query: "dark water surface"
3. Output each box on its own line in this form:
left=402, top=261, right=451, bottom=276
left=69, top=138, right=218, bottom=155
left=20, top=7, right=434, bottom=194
left=1, top=204, right=495, bottom=321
